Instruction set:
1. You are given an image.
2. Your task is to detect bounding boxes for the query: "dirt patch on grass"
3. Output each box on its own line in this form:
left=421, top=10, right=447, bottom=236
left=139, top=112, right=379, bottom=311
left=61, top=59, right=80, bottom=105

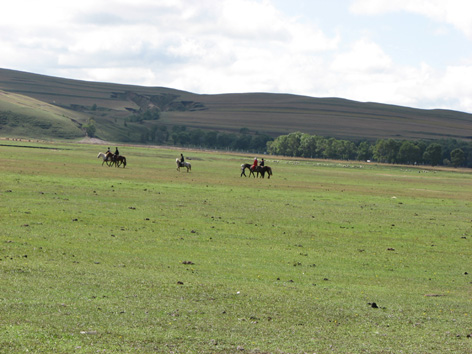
left=78, top=137, right=110, bottom=145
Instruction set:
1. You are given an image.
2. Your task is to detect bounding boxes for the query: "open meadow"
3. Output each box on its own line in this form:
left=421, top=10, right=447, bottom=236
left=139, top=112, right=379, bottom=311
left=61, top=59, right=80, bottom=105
left=1, top=141, right=471, bottom=353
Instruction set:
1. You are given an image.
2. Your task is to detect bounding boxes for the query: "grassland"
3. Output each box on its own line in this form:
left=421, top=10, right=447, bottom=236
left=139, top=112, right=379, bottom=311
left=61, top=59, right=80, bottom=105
left=0, top=90, right=86, bottom=139
left=1, top=140, right=471, bottom=353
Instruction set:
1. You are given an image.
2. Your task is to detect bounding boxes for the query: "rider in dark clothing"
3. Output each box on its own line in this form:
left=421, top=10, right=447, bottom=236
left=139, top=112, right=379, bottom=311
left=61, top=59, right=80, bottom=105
left=180, top=153, right=185, bottom=166
left=260, top=158, right=265, bottom=167
left=113, top=147, right=120, bottom=162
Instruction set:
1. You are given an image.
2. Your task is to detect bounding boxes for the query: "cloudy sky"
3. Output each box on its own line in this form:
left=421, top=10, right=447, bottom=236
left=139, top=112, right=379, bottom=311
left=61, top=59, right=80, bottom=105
left=2, top=0, right=472, bottom=113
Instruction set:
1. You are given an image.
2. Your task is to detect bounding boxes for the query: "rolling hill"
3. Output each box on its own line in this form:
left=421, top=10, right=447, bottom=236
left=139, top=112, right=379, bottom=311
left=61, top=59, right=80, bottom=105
left=1, top=68, right=471, bottom=143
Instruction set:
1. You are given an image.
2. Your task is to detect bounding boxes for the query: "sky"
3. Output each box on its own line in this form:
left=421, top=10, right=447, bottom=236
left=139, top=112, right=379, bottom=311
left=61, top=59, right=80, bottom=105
left=1, top=0, right=472, bottom=113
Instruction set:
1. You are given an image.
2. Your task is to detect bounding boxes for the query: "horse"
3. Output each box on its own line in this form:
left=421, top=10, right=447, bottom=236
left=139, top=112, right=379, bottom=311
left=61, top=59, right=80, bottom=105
left=240, top=163, right=257, bottom=177
left=97, top=152, right=114, bottom=166
left=176, top=158, right=191, bottom=172
left=241, top=164, right=272, bottom=178
left=258, top=165, right=273, bottom=179
left=115, top=155, right=127, bottom=168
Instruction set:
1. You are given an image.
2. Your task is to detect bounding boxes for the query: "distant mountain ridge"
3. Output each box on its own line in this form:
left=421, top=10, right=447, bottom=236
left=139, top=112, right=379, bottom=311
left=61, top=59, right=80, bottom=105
left=0, top=68, right=471, bottom=143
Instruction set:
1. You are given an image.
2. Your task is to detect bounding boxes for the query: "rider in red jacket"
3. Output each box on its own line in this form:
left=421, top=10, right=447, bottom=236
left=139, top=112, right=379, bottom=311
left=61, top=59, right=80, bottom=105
left=251, top=157, right=258, bottom=171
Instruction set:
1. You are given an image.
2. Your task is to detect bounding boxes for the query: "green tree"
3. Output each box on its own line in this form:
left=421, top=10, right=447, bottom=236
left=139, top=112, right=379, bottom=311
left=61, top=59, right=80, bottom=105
left=284, top=132, right=303, bottom=156
left=356, top=141, right=372, bottom=161
left=204, top=131, right=218, bottom=148
left=321, top=138, right=338, bottom=159
left=251, top=134, right=272, bottom=152
left=233, top=135, right=252, bottom=150
left=373, top=139, right=400, bottom=163
left=423, top=143, right=442, bottom=166
left=217, top=133, right=237, bottom=149
left=336, top=140, right=357, bottom=160
left=450, top=148, right=465, bottom=167
left=299, top=134, right=318, bottom=158
left=267, top=135, right=289, bottom=155
left=189, top=129, right=205, bottom=146
left=397, top=141, right=421, bottom=165
left=158, top=125, right=169, bottom=142
left=83, top=118, right=96, bottom=137
left=314, top=137, right=328, bottom=158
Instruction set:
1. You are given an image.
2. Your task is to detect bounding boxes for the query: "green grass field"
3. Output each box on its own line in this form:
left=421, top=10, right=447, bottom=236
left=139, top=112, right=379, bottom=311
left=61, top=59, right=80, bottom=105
left=1, top=141, right=471, bottom=353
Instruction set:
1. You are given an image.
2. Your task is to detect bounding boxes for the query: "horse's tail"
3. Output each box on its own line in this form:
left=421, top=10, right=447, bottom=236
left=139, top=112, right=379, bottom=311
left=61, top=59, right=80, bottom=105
left=188, top=163, right=191, bottom=171
left=123, top=157, right=127, bottom=167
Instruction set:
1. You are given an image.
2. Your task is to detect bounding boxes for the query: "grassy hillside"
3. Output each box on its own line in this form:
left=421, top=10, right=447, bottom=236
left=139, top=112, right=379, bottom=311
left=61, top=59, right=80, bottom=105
left=0, top=90, right=86, bottom=139
left=1, top=68, right=472, bottom=143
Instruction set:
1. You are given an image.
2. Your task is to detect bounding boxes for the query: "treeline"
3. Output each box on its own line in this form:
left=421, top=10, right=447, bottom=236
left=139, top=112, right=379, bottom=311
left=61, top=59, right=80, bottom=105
left=138, top=125, right=272, bottom=152
left=267, top=132, right=472, bottom=168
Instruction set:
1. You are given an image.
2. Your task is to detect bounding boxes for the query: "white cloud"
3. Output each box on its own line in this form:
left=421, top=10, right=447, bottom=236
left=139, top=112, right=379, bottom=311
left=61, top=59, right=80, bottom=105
left=350, top=0, right=472, bottom=39
left=331, top=39, right=392, bottom=73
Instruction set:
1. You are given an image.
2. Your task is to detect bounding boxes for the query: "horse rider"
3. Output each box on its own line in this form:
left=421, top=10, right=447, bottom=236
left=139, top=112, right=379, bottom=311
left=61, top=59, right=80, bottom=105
left=114, top=147, right=120, bottom=161
left=180, top=153, right=185, bottom=167
left=251, top=157, right=258, bottom=171
left=106, top=147, right=112, bottom=161
left=260, top=158, right=265, bottom=167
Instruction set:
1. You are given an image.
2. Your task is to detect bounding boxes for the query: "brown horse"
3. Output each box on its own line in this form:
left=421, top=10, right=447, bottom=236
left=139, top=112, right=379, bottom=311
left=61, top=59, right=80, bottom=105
left=257, top=165, right=273, bottom=178
left=115, top=155, right=127, bottom=168
left=240, top=164, right=272, bottom=178
left=241, top=163, right=255, bottom=177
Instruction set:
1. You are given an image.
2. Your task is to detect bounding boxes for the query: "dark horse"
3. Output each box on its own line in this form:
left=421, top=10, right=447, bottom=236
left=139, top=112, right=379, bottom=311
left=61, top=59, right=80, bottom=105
left=240, top=164, right=272, bottom=178
left=257, top=165, right=273, bottom=179
left=241, top=163, right=257, bottom=177
left=115, top=155, right=127, bottom=168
